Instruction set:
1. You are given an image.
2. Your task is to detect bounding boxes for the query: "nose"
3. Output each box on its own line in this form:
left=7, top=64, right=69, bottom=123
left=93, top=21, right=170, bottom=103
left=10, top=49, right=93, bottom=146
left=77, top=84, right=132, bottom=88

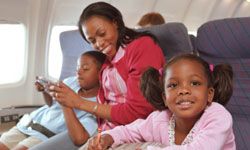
left=178, top=85, right=191, bottom=96
left=76, top=68, right=82, bottom=75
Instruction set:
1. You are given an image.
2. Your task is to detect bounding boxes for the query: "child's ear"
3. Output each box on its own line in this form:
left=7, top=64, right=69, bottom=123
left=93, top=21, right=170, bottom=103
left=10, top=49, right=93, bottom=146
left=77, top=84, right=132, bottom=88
left=207, top=87, right=214, bottom=105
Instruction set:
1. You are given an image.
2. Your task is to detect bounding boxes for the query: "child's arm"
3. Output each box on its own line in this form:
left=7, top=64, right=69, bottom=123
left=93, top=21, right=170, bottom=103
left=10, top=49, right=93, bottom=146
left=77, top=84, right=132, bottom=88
left=101, top=111, right=157, bottom=147
left=147, top=105, right=235, bottom=150
left=87, top=134, right=114, bottom=150
left=35, top=77, right=53, bottom=106
left=62, top=106, right=95, bottom=146
left=87, top=118, right=148, bottom=150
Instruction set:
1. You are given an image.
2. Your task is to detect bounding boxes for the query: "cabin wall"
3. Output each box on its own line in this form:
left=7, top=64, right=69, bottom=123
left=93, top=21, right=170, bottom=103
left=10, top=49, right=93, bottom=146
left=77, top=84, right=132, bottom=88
left=0, top=0, right=50, bottom=107
left=0, top=0, right=250, bottom=107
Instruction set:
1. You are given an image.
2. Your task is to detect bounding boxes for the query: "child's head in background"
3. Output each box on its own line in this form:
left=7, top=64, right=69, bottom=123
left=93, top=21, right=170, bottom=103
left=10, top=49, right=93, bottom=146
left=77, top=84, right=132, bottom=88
left=137, top=12, right=165, bottom=28
left=140, top=54, right=233, bottom=120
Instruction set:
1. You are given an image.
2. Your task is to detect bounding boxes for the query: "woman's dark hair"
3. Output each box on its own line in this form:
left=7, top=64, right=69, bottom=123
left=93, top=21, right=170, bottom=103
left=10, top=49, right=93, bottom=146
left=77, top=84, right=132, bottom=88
left=81, top=51, right=106, bottom=69
left=140, top=53, right=233, bottom=110
left=78, top=2, right=157, bottom=49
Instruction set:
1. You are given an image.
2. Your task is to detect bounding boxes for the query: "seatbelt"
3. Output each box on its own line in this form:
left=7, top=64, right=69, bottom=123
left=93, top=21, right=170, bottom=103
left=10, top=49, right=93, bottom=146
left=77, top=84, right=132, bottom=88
left=28, top=121, right=56, bottom=138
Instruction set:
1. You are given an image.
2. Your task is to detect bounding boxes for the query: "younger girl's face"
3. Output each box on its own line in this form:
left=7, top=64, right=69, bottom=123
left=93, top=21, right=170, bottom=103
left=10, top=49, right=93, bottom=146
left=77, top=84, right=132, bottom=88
left=82, top=15, right=119, bottom=60
left=76, top=55, right=100, bottom=90
left=163, top=59, right=214, bottom=120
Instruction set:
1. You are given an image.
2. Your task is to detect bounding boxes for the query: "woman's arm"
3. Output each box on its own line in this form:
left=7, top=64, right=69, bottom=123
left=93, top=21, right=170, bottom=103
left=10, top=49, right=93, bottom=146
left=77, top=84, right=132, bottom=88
left=50, top=82, right=112, bottom=120
left=110, top=37, right=165, bottom=124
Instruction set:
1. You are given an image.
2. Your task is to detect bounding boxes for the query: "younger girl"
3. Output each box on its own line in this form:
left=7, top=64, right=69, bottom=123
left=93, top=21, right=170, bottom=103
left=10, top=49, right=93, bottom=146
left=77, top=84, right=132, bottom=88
left=87, top=54, right=235, bottom=150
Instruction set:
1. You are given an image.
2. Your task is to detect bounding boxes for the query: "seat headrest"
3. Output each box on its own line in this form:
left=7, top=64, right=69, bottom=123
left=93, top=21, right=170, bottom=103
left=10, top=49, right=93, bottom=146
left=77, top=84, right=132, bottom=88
left=139, top=23, right=193, bottom=60
left=196, top=17, right=250, bottom=58
left=59, top=30, right=92, bottom=80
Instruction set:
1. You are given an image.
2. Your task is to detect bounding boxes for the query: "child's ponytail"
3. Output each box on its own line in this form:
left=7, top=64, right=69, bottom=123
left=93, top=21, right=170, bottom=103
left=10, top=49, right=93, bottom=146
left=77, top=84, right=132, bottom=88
left=140, top=67, right=166, bottom=110
left=212, top=64, right=233, bottom=105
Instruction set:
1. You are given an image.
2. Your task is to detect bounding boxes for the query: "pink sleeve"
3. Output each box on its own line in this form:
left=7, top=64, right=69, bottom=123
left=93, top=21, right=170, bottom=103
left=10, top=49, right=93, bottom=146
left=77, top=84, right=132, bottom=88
left=104, top=111, right=156, bottom=147
left=111, top=36, right=165, bottom=125
left=147, top=105, right=235, bottom=150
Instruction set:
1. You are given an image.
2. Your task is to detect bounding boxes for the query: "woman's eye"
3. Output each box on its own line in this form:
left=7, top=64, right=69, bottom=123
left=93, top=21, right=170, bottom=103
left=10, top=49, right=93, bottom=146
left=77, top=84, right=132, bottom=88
left=88, top=39, right=96, bottom=44
left=91, top=40, right=96, bottom=44
left=191, top=81, right=201, bottom=86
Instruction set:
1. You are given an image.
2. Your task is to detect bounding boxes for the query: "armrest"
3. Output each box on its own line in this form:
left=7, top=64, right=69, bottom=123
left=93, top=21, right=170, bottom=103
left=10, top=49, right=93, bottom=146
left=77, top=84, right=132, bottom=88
left=0, top=105, right=42, bottom=124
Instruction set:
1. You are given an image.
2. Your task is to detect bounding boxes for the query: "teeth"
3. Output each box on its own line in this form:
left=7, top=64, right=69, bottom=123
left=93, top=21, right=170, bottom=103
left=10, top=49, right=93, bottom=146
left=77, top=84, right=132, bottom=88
left=180, top=101, right=191, bottom=105
left=103, top=45, right=111, bottom=54
left=177, top=100, right=193, bottom=105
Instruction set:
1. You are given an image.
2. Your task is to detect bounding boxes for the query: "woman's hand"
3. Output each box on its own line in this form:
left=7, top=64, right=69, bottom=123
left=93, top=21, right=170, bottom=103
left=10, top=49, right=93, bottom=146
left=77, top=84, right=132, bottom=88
left=87, top=134, right=114, bottom=150
left=49, top=81, right=81, bottom=108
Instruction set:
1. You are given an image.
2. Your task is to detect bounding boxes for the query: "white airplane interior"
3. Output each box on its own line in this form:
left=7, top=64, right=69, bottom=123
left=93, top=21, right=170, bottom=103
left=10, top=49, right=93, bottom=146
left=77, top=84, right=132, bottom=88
left=0, top=0, right=250, bottom=149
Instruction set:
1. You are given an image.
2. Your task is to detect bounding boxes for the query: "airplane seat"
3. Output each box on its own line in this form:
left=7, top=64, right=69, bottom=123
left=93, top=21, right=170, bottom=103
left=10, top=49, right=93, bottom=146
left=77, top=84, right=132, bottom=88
left=138, top=23, right=194, bottom=60
left=59, top=23, right=193, bottom=79
left=196, top=17, right=250, bottom=150
left=59, top=30, right=92, bottom=80
left=189, top=34, right=199, bottom=55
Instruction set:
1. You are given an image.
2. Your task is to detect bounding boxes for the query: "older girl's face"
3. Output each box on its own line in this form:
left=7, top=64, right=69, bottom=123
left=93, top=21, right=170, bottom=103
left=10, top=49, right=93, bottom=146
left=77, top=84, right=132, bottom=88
left=163, top=59, right=214, bottom=120
left=82, top=16, right=119, bottom=60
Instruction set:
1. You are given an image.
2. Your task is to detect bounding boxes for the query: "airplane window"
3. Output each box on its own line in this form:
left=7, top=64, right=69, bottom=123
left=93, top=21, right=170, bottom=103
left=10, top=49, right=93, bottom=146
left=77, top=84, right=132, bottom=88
left=0, top=24, right=25, bottom=85
left=48, top=25, right=77, bottom=79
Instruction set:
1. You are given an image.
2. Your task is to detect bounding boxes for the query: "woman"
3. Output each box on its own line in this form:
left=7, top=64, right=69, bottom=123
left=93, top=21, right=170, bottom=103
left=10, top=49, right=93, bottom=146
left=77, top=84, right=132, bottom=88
left=37, top=2, right=165, bottom=149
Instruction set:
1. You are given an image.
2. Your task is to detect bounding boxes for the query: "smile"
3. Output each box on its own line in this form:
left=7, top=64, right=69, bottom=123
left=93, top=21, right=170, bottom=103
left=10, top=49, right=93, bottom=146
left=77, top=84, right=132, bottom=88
left=176, top=100, right=194, bottom=109
left=102, top=45, right=112, bottom=54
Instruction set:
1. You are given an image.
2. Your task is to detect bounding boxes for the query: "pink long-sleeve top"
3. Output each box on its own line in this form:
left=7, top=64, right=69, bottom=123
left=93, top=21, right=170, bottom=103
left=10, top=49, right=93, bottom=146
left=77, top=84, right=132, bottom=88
left=105, top=102, right=236, bottom=150
left=97, top=36, right=165, bottom=130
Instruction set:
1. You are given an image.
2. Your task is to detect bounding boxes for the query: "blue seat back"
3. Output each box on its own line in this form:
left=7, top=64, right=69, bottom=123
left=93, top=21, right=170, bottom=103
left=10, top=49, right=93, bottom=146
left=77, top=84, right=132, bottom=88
left=59, top=30, right=92, bottom=80
left=59, top=23, right=193, bottom=81
left=140, top=23, right=193, bottom=60
left=196, top=17, right=250, bottom=150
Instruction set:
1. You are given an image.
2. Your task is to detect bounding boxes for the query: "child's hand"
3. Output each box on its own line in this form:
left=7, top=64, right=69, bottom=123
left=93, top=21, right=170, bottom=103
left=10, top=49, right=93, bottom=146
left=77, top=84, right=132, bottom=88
left=49, top=82, right=80, bottom=108
left=35, top=76, right=56, bottom=92
left=87, top=134, right=114, bottom=150
left=35, top=81, right=45, bottom=92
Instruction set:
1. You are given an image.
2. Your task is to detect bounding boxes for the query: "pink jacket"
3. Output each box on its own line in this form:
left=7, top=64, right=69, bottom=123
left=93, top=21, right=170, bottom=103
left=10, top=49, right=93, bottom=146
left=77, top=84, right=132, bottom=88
left=105, top=102, right=236, bottom=150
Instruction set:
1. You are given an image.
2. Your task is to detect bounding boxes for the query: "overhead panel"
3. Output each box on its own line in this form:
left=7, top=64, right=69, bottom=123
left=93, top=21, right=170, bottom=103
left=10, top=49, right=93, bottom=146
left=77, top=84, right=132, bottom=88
left=111, top=0, right=155, bottom=27
left=234, top=1, right=250, bottom=17
left=154, top=0, right=192, bottom=22
left=209, top=0, right=242, bottom=20
left=0, top=0, right=29, bottom=23
left=183, top=0, right=218, bottom=31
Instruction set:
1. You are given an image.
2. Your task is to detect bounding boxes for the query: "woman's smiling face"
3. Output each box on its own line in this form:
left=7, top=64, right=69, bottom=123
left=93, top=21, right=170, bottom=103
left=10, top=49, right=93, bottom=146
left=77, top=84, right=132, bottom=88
left=81, top=15, right=119, bottom=60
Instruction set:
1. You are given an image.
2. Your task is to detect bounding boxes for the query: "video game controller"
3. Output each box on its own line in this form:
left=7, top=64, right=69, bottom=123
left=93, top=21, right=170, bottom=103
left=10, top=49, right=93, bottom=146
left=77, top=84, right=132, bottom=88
left=36, top=76, right=57, bottom=89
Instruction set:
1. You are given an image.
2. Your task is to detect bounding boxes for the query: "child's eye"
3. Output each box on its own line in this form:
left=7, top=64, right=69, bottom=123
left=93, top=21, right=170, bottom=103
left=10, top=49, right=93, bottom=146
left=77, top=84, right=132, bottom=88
left=167, top=83, right=177, bottom=88
left=191, top=81, right=201, bottom=86
left=99, top=32, right=105, bottom=37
